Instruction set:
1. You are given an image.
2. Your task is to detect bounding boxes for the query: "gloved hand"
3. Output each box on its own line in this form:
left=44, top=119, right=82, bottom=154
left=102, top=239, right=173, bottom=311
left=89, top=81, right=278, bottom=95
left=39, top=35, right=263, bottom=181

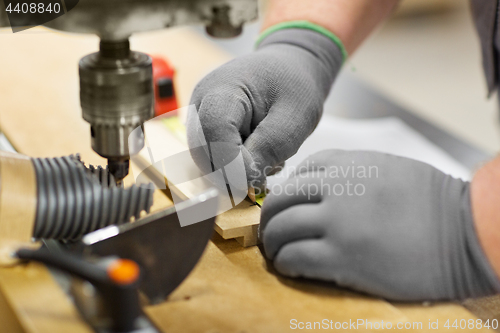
left=260, top=150, right=500, bottom=301
left=187, top=28, right=343, bottom=193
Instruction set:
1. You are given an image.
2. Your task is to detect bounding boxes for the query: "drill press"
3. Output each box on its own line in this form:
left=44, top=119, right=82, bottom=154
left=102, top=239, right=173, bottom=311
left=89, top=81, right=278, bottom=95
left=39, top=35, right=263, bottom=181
left=0, top=0, right=258, bottom=236
left=79, top=39, right=153, bottom=182
left=0, top=3, right=257, bottom=330
left=42, top=0, right=258, bottom=182
left=0, top=0, right=258, bottom=241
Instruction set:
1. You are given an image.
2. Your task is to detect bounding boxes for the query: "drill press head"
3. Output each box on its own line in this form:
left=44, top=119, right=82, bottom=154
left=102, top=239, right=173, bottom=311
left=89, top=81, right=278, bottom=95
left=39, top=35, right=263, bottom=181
left=79, top=39, right=153, bottom=182
left=28, top=0, right=258, bottom=182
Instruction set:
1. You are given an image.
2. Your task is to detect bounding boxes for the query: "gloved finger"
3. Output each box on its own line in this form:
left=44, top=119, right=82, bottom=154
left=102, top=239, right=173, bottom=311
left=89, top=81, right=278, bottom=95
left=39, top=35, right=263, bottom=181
left=262, top=203, right=326, bottom=260
left=261, top=176, right=324, bottom=235
left=290, top=149, right=422, bottom=179
left=267, top=161, right=285, bottom=176
left=194, top=92, right=251, bottom=147
left=273, top=239, right=333, bottom=278
left=187, top=93, right=259, bottom=187
left=243, top=99, right=321, bottom=189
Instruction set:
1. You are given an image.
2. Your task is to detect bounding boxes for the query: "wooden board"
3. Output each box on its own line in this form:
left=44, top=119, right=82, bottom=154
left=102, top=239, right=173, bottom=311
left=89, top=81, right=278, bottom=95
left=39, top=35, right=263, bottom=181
left=0, top=152, right=37, bottom=244
left=0, top=263, right=93, bottom=333
left=0, top=25, right=493, bottom=333
left=133, top=117, right=261, bottom=247
left=146, top=234, right=406, bottom=332
left=147, top=233, right=492, bottom=333
left=214, top=198, right=260, bottom=247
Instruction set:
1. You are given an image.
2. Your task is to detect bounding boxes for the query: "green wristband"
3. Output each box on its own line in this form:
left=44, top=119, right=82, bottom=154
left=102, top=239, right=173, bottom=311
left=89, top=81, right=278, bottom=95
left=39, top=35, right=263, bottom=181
left=255, top=20, right=348, bottom=63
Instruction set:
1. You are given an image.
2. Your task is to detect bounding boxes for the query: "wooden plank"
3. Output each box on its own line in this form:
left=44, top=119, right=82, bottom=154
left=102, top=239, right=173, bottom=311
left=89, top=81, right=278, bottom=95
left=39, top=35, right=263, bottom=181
left=146, top=234, right=491, bottom=332
left=135, top=117, right=261, bottom=246
left=145, top=234, right=407, bottom=333
left=0, top=263, right=93, bottom=333
left=213, top=198, right=260, bottom=247
left=0, top=152, right=37, bottom=244
left=0, top=283, right=25, bottom=333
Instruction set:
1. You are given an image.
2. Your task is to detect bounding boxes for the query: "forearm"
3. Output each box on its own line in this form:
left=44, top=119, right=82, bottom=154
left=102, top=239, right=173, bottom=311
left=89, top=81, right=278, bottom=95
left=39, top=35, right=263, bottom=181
left=472, top=156, right=500, bottom=278
left=261, top=0, right=400, bottom=54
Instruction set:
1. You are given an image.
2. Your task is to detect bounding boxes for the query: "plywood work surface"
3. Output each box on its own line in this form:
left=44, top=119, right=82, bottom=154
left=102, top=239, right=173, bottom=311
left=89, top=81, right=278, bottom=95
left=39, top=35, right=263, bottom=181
left=147, top=234, right=492, bottom=333
left=0, top=26, right=492, bottom=332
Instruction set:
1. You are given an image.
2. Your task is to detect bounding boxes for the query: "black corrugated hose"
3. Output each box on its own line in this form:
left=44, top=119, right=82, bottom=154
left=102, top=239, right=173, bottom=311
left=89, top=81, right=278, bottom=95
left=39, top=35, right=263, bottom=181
left=31, top=155, right=154, bottom=240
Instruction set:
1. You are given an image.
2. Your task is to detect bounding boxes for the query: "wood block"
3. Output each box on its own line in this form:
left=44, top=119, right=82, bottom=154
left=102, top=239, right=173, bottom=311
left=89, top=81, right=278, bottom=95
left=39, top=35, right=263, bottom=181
left=133, top=117, right=261, bottom=247
left=214, top=199, right=260, bottom=247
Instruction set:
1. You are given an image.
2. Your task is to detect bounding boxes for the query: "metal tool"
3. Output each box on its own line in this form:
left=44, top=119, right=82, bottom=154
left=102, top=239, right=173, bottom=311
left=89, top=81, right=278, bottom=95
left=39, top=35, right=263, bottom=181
left=77, top=189, right=218, bottom=304
left=78, top=39, right=154, bottom=182
left=16, top=191, right=217, bottom=332
left=16, top=248, right=159, bottom=333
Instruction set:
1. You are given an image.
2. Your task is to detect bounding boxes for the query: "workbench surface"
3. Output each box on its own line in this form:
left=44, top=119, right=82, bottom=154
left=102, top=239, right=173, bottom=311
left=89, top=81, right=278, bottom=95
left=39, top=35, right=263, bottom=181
left=0, top=27, right=495, bottom=332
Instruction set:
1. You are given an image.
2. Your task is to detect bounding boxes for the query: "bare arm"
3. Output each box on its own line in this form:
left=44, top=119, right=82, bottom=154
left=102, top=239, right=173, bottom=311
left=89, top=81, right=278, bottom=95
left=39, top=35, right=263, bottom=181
left=261, top=0, right=400, bottom=55
left=472, top=157, right=500, bottom=278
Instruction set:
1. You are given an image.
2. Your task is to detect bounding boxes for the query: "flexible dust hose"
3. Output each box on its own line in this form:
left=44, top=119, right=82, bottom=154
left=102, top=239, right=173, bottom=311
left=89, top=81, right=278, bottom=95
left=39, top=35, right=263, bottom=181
left=31, top=155, right=154, bottom=240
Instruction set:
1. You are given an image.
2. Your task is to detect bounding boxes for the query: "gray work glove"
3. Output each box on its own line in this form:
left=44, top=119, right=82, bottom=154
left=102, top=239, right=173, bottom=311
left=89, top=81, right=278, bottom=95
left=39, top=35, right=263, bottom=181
left=187, top=29, right=343, bottom=192
left=260, top=150, right=500, bottom=301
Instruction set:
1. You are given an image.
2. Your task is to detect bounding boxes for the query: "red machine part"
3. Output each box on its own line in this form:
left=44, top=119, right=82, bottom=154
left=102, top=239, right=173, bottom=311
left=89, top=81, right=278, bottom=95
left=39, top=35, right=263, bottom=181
left=151, top=55, right=178, bottom=117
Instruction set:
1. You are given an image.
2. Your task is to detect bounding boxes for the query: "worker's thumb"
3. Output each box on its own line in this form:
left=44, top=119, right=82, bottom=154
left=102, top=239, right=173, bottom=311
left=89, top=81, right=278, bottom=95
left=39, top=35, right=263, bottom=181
left=243, top=99, right=322, bottom=193
left=186, top=93, right=262, bottom=197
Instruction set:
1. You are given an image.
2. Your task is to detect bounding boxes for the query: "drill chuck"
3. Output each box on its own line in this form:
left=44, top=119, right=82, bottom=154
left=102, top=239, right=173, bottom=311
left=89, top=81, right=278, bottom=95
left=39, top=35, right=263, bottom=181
left=79, top=40, right=154, bottom=181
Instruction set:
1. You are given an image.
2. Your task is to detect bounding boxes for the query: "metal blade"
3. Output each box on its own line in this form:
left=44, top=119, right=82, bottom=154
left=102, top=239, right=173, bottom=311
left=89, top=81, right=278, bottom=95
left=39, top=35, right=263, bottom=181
left=80, top=189, right=218, bottom=304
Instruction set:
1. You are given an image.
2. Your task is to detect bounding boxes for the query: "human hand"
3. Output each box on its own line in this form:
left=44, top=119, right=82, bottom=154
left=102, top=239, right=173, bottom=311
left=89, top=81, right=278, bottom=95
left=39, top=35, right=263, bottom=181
left=260, top=150, right=500, bottom=301
left=187, top=28, right=343, bottom=193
